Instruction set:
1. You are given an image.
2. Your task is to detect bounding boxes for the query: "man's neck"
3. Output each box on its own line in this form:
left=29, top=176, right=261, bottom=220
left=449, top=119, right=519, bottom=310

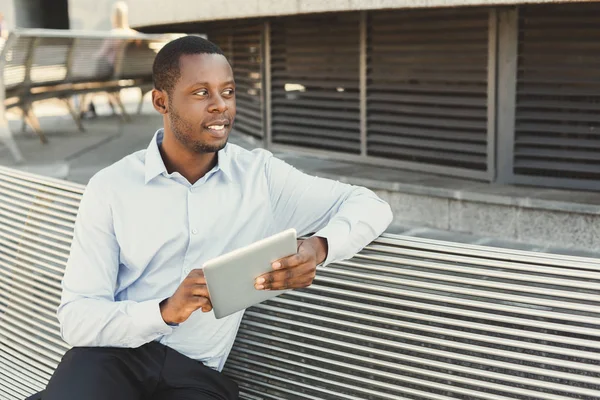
left=159, top=134, right=218, bottom=185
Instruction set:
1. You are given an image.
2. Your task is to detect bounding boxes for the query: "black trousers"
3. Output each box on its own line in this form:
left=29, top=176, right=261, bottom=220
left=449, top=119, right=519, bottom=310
left=30, top=341, right=239, bottom=400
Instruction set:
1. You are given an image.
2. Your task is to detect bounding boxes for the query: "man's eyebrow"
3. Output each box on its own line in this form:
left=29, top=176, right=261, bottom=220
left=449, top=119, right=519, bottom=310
left=188, top=80, right=236, bottom=87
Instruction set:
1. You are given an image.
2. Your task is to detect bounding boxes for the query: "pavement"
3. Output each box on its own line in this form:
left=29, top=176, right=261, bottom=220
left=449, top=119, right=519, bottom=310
left=1, top=89, right=599, bottom=259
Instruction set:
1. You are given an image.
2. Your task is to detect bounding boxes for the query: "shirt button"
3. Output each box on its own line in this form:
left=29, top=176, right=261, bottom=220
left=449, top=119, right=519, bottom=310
left=192, top=229, right=198, bottom=235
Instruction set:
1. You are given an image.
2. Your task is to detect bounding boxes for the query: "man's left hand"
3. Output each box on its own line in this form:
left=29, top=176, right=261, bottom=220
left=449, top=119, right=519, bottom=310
left=254, top=236, right=328, bottom=291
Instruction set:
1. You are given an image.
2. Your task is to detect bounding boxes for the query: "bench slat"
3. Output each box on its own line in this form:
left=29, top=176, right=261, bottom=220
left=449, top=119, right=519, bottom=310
left=0, top=167, right=599, bottom=399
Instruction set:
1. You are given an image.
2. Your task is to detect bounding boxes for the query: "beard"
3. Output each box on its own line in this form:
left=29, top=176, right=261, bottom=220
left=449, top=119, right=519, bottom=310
left=169, top=104, right=229, bottom=154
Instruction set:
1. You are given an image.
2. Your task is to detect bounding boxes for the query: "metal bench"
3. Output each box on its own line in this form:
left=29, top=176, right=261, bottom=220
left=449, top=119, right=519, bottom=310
left=0, top=29, right=169, bottom=163
left=0, top=165, right=599, bottom=400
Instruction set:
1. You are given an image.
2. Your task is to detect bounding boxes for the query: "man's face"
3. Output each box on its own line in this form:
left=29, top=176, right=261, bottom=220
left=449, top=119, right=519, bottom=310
left=167, top=53, right=236, bottom=154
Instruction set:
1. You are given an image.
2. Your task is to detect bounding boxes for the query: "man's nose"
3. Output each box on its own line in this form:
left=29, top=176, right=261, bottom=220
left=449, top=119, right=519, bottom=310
left=209, top=95, right=228, bottom=113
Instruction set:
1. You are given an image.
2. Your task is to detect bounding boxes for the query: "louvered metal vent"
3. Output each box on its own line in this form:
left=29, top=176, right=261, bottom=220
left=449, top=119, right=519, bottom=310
left=368, top=8, right=490, bottom=175
left=270, top=14, right=361, bottom=153
left=514, top=4, right=600, bottom=188
left=206, top=22, right=265, bottom=139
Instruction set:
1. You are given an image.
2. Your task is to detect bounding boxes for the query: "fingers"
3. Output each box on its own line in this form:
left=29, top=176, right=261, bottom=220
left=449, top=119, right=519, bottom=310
left=188, top=284, right=210, bottom=299
left=185, top=268, right=207, bottom=284
left=273, top=246, right=311, bottom=270
left=255, top=263, right=316, bottom=291
left=194, top=296, right=213, bottom=312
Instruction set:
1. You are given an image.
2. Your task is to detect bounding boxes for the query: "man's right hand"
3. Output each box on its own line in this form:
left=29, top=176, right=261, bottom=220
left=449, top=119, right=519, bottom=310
left=159, top=269, right=212, bottom=325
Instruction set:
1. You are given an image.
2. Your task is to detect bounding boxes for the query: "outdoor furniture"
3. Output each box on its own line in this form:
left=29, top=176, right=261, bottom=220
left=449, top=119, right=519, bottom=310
left=0, top=165, right=599, bottom=399
left=0, top=29, right=168, bottom=163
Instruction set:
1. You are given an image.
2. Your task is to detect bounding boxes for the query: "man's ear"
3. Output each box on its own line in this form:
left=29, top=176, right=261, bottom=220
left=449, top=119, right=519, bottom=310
left=152, top=89, right=168, bottom=115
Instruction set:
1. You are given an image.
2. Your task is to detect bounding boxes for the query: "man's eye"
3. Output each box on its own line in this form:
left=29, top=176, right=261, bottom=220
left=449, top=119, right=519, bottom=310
left=223, top=89, right=235, bottom=96
left=195, top=90, right=208, bottom=96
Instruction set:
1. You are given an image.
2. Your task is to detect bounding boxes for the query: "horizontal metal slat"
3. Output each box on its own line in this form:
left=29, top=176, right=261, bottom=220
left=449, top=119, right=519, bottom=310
left=316, top=274, right=599, bottom=335
left=272, top=106, right=359, bottom=122
left=0, top=325, right=64, bottom=364
left=285, top=288, right=600, bottom=359
left=369, top=113, right=486, bottom=130
left=0, top=352, right=49, bottom=388
left=226, top=361, right=392, bottom=400
left=0, top=340, right=59, bottom=374
left=272, top=97, right=359, bottom=110
left=515, top=147, right=600, bottom=162
left=0, top=167, right=84, bottom=198
left=253, top=297, right=600, bottom=382
left=370, top=236, right=600, bottom=273
left=368, top=134, right=485, bottom=154
left=369, top=102, right=485, bottom=119
left=322, top=265, right=600, bottom=315
left=0, top=283, right=60, bottom=327
left=0, top=229, right=69, bottom=262
left=0, top=208, right=73, bottom=238
left=0, top=372, right=30, bottom=399
left=0, top=201, right=75, bottom=231
left=368, top=144, right=485, bottom=166
left=368, top=92, right=485, bottom=107
left=514, top=160, right=600, bottom=175
left=515, top=135, right=600, bottom=150
left=0, top=277, right=61, bottom=317
left=338, top=258, right=599, bottom=302
left=227, top=352, right=448, bottom=400
left=0, top=260, right=63, bottom=302
left=0, top=194, right=76, bottom=228
left=236, top=317, right=599, bottom=396
left=261, top=294, right=600, bottom=371
left=368, top=123, right=485, bottom=144
left=0, top=180, right=80, bottom=214
left=0, top=306, right=65, bottom=350
left=0, top=223, right=71, bottom=254
left=272, top=134, right=360, bottom=153
left=0, top=238, right=66, bottom=276
left=0, top=354, right=47, bottom=390
left=0, top=215, right=72, bottom=245
left=231, top=326, right=585, bottom=400
left=355, top=252, right=600, bottom=292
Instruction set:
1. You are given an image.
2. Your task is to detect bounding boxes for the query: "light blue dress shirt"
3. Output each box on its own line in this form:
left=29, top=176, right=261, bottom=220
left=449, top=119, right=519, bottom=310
left=58, top=129, right=393, bottom=371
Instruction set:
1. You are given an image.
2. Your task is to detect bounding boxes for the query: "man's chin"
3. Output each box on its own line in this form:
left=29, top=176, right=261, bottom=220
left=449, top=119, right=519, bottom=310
left=191, top=136, right=229, bottom=154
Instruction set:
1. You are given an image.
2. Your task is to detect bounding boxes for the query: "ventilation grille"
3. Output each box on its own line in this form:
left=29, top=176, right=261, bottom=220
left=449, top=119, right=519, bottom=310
left=514, top=4, right=600, bottom=188
left=270, top=14, right=361, bottom=153
left=368, top=8, right=490, bottom=172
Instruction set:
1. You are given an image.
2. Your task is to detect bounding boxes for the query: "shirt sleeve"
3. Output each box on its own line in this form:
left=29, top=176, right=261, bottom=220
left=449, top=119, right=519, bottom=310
left=265, top=155, right=393, bottom=265
left=57, top=175, right=173, bottom=348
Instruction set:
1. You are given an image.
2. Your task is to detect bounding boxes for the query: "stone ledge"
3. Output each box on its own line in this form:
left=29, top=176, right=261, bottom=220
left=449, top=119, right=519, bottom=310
left=274, top=151, right=600, bottom=253
left=129, top=0, right=578, bottom=28
left=285, top=157, right=600, bottom=215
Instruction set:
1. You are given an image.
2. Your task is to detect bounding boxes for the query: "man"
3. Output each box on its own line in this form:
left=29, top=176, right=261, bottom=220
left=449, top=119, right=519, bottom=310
left=42, top=35, right=392, bottom=399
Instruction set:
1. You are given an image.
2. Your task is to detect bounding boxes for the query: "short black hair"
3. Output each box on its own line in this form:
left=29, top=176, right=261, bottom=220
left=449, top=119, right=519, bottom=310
left=152, top=35, right=225, bottom=94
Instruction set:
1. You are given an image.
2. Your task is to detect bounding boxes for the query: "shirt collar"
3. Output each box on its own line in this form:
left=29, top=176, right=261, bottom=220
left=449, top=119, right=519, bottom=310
left=144, top=129, right=233, bottom=184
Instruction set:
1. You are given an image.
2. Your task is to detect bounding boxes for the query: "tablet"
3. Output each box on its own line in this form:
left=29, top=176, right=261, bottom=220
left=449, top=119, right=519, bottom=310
left=202, top=228, right=298, bottom=319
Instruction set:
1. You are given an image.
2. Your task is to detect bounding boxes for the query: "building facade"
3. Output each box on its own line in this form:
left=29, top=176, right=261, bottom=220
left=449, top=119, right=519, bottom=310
left=86, top=0, right=599, bottom=192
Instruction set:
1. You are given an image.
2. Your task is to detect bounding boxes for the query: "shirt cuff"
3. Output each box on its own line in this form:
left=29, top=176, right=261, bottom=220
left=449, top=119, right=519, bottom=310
left=131, top=298, right=174, bottom=337
left=314, top=218, right=353, bottom=266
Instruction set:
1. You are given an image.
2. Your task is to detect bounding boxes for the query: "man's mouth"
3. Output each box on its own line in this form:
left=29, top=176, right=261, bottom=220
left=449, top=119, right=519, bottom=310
left=207, top=125, right=226, bottom=131
left=205, top=120, right=230, bottom=135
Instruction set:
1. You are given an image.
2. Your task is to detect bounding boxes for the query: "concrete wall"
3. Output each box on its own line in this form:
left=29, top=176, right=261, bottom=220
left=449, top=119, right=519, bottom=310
left=68, top=0, right=117, bottom=30
left=0, top=0, right=15, bottom=30
left=118, top=0, right=589, bottom=28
